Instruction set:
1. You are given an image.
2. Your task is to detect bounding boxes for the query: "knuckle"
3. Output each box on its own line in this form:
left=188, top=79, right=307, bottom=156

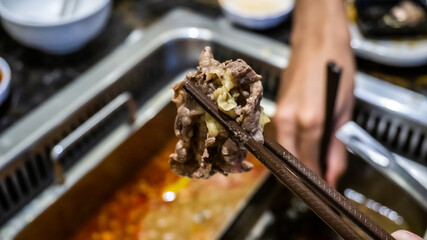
left=296, top=108, right=323, bottom=132
left=274, top=108, right=296, bottom=124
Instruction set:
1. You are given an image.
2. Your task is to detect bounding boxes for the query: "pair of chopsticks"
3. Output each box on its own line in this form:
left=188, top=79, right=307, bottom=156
left=183, top=80, right=395, bottom=240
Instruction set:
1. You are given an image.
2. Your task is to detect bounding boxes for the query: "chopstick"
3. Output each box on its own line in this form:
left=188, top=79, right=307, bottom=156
left=264, top=138, right=393, bottom=240
left=320, top=62, right=342, bottom=176
left=183, top=80, right=395, bottom=240
left=315, top=62, right=391, bottom=239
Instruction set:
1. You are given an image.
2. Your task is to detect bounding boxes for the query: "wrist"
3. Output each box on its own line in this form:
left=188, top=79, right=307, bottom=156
left=291, top=0, right=350, bottom=50
left=291, top=29, right=350, bottom=52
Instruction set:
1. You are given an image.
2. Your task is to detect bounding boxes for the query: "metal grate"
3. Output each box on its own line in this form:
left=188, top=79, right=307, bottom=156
left=354, top=100, right=427, bottom=166
left=0, top=151, right=53, bottom=225
left=0, top=98, right=131, bottom=225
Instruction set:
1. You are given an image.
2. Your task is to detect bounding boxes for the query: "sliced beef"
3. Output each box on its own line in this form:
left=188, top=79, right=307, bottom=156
left=169, top=47, right=269, bottom=178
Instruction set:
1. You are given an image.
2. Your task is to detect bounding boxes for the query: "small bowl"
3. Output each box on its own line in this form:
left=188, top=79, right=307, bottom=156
left=219, top=0, right=294, bottom=30
left=0, top=0, right=112, bottom=55
left=0, top=57, right=11, bottom=106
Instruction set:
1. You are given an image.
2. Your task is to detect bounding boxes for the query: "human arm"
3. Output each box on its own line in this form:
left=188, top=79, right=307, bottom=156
left=274, top=0, right=355, bottom=186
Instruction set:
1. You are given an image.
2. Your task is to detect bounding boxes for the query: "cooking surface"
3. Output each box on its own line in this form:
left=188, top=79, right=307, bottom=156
left=0, top=1, right=425, bottom=239
left=70, top=138, right=267, bottom=240
left=0, top=0, right=425, bottom=135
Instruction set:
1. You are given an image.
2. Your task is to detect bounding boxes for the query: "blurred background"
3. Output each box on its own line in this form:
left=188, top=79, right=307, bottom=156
left=0, top=0, right=426, bottom=240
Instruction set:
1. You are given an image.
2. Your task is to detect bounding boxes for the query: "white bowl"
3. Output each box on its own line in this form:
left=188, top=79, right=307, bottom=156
left=0, top=57, right=11, bottom=106
left=0, top=0, right=112, bottom=55
left=219, top=0, right=294, bottom=30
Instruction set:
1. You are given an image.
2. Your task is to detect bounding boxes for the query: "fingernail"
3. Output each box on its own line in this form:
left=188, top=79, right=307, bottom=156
left=392, top=230, right=423, bottom=240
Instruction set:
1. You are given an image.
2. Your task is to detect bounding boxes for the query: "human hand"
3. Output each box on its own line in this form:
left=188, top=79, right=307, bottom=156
left=273, top=0, right=355, bottom=187
left=392, top=230, right=424, bottom=240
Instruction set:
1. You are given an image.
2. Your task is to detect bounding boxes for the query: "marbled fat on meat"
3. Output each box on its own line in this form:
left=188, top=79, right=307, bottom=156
left=169, top=47, right=269, bottom=178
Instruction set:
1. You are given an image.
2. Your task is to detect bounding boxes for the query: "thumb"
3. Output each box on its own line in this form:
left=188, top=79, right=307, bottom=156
left=392, top=230, right=423, bottom=240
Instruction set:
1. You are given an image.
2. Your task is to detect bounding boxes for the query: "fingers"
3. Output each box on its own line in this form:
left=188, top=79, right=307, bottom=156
left=275, top=106, right=323, bottom=176
left=392, top=230, right=424, bottom=240
left=274, top=104, right=298, bottom=157
left=325, top=136, right=346, bottom=187
left=325, top=105, right=352, bottom=187
left=296, top=109, right=323, bottom=175
left=275, top=63, right=325, bottom=175
left=275, top=70, right=324, bottom=176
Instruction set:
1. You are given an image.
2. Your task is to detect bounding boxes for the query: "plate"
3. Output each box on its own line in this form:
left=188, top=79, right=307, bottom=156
left=219, top=0, right=294, bottom=30
left=350, top=23, right=427, bottom=67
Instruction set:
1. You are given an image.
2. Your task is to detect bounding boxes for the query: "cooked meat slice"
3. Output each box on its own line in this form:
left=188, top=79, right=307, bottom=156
left=169, top=47, right=269, bottom=178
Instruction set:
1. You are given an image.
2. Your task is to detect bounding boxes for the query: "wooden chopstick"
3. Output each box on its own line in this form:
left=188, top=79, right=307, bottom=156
left=312, top=62, right=393, bottom=239
left=183, top=80, right=395, bottom=240
left=320, top=62, right=342, bottom=176
left=264, top=137, right=394, bottom=240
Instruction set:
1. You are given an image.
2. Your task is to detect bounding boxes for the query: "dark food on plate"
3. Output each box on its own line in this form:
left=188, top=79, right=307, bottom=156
left=169, top=47, right=269, bottom=178
left=384, top=1, right=426, bottom=27
left=356, top=0, right=427, bottom=38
